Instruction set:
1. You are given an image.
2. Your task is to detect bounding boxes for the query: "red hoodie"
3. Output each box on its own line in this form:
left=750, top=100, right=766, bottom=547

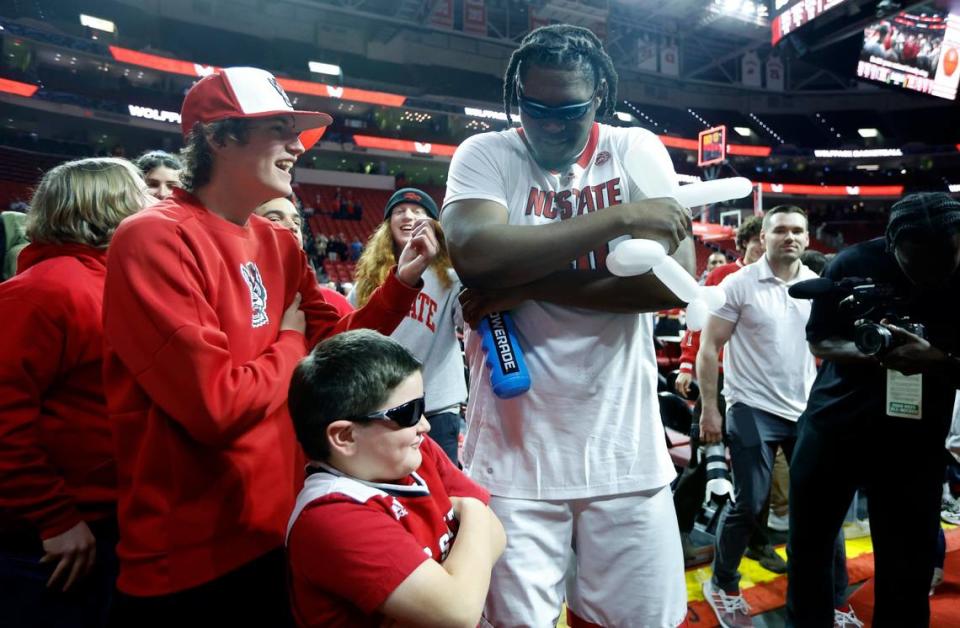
left=103, top=189, right=418, bottom=596
left=0, top=243, right=116, bottom=539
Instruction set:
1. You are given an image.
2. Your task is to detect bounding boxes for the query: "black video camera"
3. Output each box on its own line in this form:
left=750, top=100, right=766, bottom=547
left=789, top=277, right=925, bottom=356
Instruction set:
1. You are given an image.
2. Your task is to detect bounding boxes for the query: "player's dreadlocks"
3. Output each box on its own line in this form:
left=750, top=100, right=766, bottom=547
left=502, top=24, right=618, bottom=125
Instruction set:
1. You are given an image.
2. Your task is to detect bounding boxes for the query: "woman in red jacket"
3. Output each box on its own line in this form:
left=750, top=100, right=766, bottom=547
left=0, top=157, right=152, bottom=627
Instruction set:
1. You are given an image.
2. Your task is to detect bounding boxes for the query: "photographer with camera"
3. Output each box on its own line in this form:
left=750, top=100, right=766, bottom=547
left=787, top=193, right=960, bottom=627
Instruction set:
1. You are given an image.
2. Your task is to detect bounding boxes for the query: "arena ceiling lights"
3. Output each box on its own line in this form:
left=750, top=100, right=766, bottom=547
left=79, top=14, right=115, bottom=33
left=106, top=46, right=406, bottom=108
left=857, top=127, right=879, bottom=138
left=308, top=61, right=341, bottom=77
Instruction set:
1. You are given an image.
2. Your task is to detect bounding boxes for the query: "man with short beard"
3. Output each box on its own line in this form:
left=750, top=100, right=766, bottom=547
left=698, top=206, right=849, bottom=627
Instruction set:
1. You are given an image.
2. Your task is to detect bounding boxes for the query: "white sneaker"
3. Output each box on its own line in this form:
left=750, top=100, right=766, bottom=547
left=767, top=510, right=789, bottom=532
left=834, top=606, right=864, bottom=627
left=702, top=579, right=753, bottom=627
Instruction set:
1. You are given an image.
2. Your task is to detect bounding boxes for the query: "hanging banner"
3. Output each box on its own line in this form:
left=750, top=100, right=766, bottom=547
left=766, top=54, right=785, bottom=91
left=637, top=33, right=658, bottom=72
left=429, top=0, right=454, bottom=30
left=742, top=50, right=762, bottom=87
left=660, top=36, right=680, bottom=76
left=463, top=0, right=487, bottom=36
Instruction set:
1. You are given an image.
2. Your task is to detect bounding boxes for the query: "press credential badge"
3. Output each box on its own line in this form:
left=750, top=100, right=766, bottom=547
left=886, top=369, right=922, bottom=419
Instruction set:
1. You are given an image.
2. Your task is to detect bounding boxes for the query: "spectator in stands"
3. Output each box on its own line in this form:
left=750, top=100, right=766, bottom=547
left=315, top=232, right=328, bottom=260
left=0, top=157, right=151, bottom=627
left=701, top=251, right=728, bottom=283
left=441, top=24, right=692, bottom=627
left=1, top=209, right=30, bottom=280
left=697, top=206, right=851, bottom=627
left=349, top=236, right=363, bottom=261
left=284, top=330, right=504, bottom=626
left=350, top=188, right=465, bottom=464
left=133, top=150, right=182, bottom=201
left=788, top=193, right=960, bottom=626
left=325, top=233, right=343, bottom=261
left=102, top=67, right=437, bottom=626
left=255, top=197, right=354, bottom=317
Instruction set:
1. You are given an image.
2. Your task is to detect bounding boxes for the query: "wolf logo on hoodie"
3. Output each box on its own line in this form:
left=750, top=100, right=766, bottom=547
left=240, top=262, right=268, bottom=327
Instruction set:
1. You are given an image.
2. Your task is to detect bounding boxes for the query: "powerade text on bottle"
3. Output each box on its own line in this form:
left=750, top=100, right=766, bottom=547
left=477, top=311, right=530, bottom=399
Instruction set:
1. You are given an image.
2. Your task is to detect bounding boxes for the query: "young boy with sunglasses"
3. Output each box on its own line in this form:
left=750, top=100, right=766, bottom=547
left=285, top=330, right=505, bottom=627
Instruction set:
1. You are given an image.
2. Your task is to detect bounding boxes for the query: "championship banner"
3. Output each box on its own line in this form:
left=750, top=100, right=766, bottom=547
left=660, top=36, right=680, bottom=76
left=766, top=54, right=785, bottom=91
left=463, top=0, right=486, bottom=36
left=429, top=0, right=454, bottom=30
left=637, top=33, right=658, bottom=72
left=742, top=51, right=762, bottom=87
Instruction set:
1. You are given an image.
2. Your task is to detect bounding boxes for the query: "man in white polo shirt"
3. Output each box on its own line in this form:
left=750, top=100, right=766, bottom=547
left=696, top=206, right=850, bottom=627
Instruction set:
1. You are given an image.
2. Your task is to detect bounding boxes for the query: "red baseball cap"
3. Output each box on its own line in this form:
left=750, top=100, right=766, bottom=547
left=180, top=67, right=333, bottom=149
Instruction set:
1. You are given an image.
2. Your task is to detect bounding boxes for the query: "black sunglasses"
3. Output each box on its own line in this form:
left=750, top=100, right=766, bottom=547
left=516, top=82, right=597, bottom=121
left=347, top=396, right=425, bottom=428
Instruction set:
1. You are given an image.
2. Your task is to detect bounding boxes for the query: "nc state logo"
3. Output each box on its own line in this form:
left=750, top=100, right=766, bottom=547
left=595, top=151, right=611, bottom=166
left=240, top=262, right=269, bottom=328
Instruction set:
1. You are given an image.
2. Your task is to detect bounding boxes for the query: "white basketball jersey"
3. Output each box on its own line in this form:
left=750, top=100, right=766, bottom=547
left=443, top=123, right=676, bottom=499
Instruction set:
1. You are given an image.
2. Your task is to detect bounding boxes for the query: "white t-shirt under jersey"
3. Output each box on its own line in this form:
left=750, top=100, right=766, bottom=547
left=442, top=123, right=676, bottom=500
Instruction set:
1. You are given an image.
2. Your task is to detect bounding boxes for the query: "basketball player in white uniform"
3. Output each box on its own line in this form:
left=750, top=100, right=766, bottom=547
left=441, top=24, right=694, bottom=628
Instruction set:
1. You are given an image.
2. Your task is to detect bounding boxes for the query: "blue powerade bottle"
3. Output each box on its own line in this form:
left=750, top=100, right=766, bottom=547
left=477, top=311, right=531, bottom=399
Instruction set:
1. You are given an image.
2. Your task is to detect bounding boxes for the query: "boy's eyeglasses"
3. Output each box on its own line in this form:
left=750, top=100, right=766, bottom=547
left=347, top=396, right=425, bottom=428
left=516, top=82, right=596, bottom=121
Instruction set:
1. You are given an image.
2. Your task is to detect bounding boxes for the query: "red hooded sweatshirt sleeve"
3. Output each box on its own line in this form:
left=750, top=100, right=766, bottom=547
left=0, top=243, right=115, bottom=539
left=102, top=190, right=418, bottom=596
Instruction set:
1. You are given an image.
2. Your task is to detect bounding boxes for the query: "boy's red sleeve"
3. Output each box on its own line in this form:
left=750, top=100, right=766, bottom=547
left=299, top=259, right=420, bottom=348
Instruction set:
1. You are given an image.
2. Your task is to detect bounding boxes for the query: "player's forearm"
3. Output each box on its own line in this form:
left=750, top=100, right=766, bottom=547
left=696, top=345, right=722, bottom=408
left=446, top=208, right=630, bottom=289
left=519, top=270, right=683, bottom=313
left=493, top=238, right=694, bottom=313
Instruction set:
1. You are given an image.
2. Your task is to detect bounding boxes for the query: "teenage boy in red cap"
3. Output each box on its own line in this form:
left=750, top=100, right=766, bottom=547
left=103, top=66, right=438, bottom=625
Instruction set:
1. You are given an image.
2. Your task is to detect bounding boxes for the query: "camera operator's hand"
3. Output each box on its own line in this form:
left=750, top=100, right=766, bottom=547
left=699, top=405, right=724, bottom=444
left=877, top=321, right=946, bottom=376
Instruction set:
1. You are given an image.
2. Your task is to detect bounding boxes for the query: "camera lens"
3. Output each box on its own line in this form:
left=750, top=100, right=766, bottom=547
left=854, top=323, right=892, bottom=356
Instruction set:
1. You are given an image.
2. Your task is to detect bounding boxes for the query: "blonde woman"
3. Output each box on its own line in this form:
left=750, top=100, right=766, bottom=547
left=351, top=188, right=466, bottom=463
left=0, top=158, right=151, bottom=626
